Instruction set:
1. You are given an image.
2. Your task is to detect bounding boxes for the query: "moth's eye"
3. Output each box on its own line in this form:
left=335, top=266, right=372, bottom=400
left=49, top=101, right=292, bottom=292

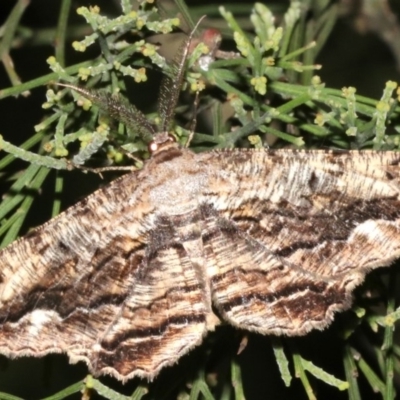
left=148, top=141, right=159, bottom=153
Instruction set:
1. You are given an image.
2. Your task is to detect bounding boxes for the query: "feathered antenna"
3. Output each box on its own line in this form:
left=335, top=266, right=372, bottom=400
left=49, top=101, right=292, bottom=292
left=57, top=16, right=206, bottom=145
left=157, top=16, right=206, bottom=135
left=56, top=84, right=157, bottom=143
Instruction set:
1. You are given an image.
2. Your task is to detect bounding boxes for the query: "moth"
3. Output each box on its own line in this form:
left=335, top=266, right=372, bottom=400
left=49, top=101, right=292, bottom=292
left=0, top=18, right=400, bottom=383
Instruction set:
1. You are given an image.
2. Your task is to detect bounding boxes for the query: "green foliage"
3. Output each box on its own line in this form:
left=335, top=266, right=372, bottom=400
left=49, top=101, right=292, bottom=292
left=0, top=0, right=400, bottom=399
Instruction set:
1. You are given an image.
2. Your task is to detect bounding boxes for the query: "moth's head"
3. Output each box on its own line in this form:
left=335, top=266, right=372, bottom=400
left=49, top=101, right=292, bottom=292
left=148, top=132, right=178, bottom=155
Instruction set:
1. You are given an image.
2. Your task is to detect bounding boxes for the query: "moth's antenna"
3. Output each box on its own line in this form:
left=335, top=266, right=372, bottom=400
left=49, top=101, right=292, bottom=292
left=186, top=90, right=200, bottom=147
left=158, top=0, right=195, bottom=33
left=56, top=83, right=156, bottom=142
left=157, top=16, right=206, bottom=134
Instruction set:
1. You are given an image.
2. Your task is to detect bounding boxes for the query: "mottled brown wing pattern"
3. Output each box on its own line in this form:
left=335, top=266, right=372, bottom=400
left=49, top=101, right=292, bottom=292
left=202, top=149, right=400, bottom=335
left=0, top=147, right=214, bottom=381
left=0, top=147, right=400, bottom=381
left=88, top=224, right=211, bottom=381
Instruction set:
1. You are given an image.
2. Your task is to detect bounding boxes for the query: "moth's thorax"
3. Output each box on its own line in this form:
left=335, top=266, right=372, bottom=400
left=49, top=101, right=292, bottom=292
left=146, top=146, right=208, bottom=214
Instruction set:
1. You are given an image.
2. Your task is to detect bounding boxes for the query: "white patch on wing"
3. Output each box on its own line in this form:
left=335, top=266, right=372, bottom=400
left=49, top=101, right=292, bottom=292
left=27, top=309, right=59, bottom=336
left=92, top=343, right=102, bottom=352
